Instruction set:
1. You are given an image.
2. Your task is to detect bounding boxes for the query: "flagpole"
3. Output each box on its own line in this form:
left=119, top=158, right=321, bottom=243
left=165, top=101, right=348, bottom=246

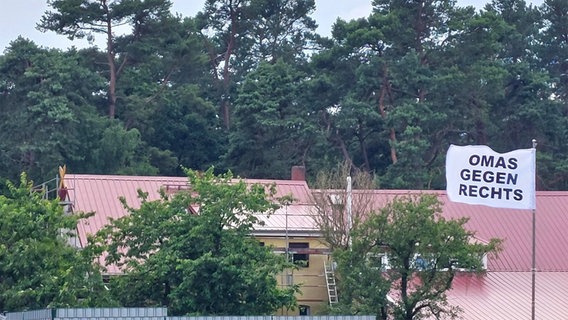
left=531, top=139, right=537, bottom=320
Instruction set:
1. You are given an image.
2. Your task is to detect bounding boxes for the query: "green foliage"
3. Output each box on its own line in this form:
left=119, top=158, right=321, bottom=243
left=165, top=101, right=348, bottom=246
left=1, top=0, right=568, bottom=189
left=90, top=167, right=297, bottom=315
left=40, top=0, right=178, bottom=119
left=0, top=173, right=113, bottom=311
left=233, top=0, right=318, bottom=68
left=143, top=84, right=225, bottom=175
left=332, top=194, right=501, bottom=320
left=225, top=60, right=320, bottom=178
left=0, top=39, right=107, bottom=182
left=539, top=0, right=568, bottom=101
left=198, top=0, right=317, bottom=129
left=89, top=121, right=159, bottom=175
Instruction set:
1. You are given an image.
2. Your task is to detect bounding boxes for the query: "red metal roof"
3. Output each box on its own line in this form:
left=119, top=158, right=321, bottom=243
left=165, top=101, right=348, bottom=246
left=68, top=177, right=568, bottom=272
left=354, top=190, right=568, bottom=319
left=67, top=174, right=185, bottom=247
left=338, top=189, right=568, bottom=273
left=66, top=174, right=315, bottom=247
left=449, top=272, right=568, bottom=319
left=65, top=175, right=568, bottom=319
left=443, top=191, right=568, bottom=273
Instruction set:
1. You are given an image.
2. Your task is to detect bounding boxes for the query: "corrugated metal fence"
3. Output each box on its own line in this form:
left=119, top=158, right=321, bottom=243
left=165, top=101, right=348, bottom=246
left=6, top=308, right=167, bottom=320
left=5, top=309, right=374, bottom=320
left=170, top=317, right=375, bottom=320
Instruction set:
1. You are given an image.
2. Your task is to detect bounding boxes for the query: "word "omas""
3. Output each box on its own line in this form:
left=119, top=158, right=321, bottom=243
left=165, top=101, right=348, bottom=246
left=458, top=154, right=522, bottom=201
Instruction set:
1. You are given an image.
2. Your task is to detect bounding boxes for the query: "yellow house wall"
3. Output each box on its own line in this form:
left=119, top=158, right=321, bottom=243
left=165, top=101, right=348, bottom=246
left=257, top=236, right=331, bottom=315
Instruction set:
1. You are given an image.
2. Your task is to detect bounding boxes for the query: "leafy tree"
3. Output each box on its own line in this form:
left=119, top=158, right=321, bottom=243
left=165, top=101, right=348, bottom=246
left=0, top=38, right=107, bottom=182
left=535, top=0, right=568, bottom=190
left=39, top=0, right=174, bottom=119
left=90, top=167, right=298, bottom=315
left=308, top=0, right=464, bottom=187
left=112, top=14, right=211, bottom=127
left=538, top=0, right=568, bottom=103
left=0, top=173, right=113, bottom=311
left=38, top=3, right=224, bottom=175
left=197, top=0, right=252, bottom=129
left=308, top=0, right=562, bottom=190
left=433, top=0, right=566, bottom=191
left=476, top=0, right=548, bottom=149
left=3, top=0, right=568, bottom=191
left=233, top=0, right=317, bottom=69
left=198, top=0, right=317, bottom=129
left=0, top=38, right=168, bottom=180
left=224, top=59, right=319, bottom=178
left=113, top=14, right=225, bottom=175
left=143, top=84, right=225, bottom=175
left=332, top=194, right=501, bottom=320
left=88, top=120, right=159, bottom=175
left=367, top=0, right=464, bottom=189
left=306, top=19, right=390, bottom=174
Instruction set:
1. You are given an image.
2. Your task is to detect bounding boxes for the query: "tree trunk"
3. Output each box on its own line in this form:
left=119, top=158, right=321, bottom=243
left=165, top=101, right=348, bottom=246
left=221, top=3, right=239, bottom=130
left=104, top=1, right=117, bottom=119
left=378, top=67, right=398, bottom=164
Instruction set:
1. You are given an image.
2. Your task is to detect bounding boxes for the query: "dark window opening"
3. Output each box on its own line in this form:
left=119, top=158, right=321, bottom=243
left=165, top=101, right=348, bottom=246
left=289, top=242, right=309, bottom=267
left=299, top=305, right=310, bottom=316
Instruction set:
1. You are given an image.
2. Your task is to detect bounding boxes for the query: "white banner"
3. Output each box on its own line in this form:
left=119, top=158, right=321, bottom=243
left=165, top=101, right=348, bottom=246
left=446, top=145, right=536, bottom=210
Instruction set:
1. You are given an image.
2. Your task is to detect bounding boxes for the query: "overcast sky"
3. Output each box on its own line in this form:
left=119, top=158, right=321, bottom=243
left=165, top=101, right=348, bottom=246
left=0, top=0, right=545, bottom=52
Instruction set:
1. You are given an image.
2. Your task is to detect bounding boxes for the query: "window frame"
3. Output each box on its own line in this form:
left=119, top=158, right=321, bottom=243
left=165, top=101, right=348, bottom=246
left=288, top=242, right=310, bottom=267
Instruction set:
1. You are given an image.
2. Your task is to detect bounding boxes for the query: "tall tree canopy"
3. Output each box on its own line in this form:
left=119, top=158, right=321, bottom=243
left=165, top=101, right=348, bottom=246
left=0, top=0, right=566, bottom=190
left=224, top=59, right=319, bottom=178
left=0, top=39, right=108, bottom=182
left=39, top=0, right=175, bottom=119
left=198, top=0, right=317, bottom=129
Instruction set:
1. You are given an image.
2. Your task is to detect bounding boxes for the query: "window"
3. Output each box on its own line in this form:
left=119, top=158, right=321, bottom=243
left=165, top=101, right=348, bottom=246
left=299, top=305, right=310, bottom=316
left=367, top=252, right=390, bottom=271
left=289, top=242, right=309, bottom=267
left=414, top=254, right=428, bottom=270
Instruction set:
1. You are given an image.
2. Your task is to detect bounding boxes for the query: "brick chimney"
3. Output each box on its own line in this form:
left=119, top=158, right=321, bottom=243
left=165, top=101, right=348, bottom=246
left=291, top=166, right=306, bottom=181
